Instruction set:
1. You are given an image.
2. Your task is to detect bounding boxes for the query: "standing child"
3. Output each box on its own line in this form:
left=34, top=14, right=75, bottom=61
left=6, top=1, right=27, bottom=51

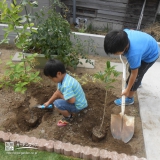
left=43, top=59, right=88, bottom=126
left=104, top=29, right=159, bottom=106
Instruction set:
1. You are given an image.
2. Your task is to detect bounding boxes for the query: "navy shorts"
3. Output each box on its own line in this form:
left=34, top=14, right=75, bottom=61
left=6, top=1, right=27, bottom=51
left=53, top=99, right=81, bottom=113
left=126, top=60, right=157, bottom=91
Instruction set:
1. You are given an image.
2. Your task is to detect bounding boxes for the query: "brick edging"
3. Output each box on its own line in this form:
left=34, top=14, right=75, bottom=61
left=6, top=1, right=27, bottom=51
left=0, top=131, right=146, bottom=160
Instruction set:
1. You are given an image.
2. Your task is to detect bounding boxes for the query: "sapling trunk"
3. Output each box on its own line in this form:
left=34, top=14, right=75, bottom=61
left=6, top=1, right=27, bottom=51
left=99, top=90, right=107, bottom=131
left=93, top=61, right=120, bottom=134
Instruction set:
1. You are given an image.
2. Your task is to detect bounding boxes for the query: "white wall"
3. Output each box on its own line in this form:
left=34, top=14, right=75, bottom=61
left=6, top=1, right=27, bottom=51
left=0, top=24, right=160, bottom=61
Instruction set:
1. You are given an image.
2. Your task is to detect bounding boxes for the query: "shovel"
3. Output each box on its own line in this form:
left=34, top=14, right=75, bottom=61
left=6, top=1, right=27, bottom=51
left=111, top=55, right=134, bottom=143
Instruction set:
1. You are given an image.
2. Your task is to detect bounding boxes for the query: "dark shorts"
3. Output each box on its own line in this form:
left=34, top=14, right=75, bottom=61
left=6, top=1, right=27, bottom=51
left=126, top=59, right=157, bottom=91
left=53, top=99, right=82, bottom=113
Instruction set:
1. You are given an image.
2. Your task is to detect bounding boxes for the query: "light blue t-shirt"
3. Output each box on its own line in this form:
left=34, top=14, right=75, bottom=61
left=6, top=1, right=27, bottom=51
left=124, top=29, right=159, bottom=69
left=58, top=74, right=88, bottom=110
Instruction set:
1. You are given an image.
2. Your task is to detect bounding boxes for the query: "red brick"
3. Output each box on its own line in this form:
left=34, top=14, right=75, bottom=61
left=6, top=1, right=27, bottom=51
left=117, top=153, right=128, bottom=160
left=127, top=156, right=147, bottom=160
left=2, top=132, right=12, bottom=142
left=100, top=149, right=111, bottom=160
left=62, top=142, right=72, bottom=156
left=109, top=151, right=120, bottom=160
left=17, top=135, right=29, bottom=144
left=54, top=140, right=62, bottom=154
left=26, top=136, right=39, bottom=149
left=9, top=133, right=21, bottom=146
left=0, top=131, right=147, bottom=160
left=71, top=144, right=81, bottom=158
left=81, top=146, right=91, bottom=160
left=0, top=131, right=5, bottom=142
left=45, top=140, right=54, bottom=152
left=37, top=138, right=48, bottom=151
left=90, top=147, right=100, bottom=160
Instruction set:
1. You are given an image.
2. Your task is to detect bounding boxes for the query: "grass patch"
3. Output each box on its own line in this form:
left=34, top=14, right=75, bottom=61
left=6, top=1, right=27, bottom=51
left=0, top=142, right=79, bottom=160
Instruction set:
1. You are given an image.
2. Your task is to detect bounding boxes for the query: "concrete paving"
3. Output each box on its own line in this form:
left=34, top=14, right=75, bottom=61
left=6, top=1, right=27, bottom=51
left=137, top=62, right=160, bottom=160
left=112, top=61, right=160, bottom=160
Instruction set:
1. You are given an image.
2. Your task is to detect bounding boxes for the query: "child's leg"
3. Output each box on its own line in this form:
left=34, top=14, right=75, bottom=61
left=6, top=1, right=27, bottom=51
left=53, top=99, right=79, bottom=116
left=53, top=99, right=80, bottom=126
left=126, top=60, right=156, bottom=93
left=55, top=107, right=71, bottom=117
left=115, top=60, right=156, bottom=106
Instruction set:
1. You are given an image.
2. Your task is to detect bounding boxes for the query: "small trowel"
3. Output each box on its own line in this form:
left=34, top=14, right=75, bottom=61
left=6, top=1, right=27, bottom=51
left=34, top=104, right=53, bottom=109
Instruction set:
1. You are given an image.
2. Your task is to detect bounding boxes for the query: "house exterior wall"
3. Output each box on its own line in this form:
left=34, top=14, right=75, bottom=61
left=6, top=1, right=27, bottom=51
left=157, top=2, right=160, bottom=15
left=62, top=0, right=128, bottom=30
left=124, top=0, right=159, bottom=29
left=61, top=0, right=159, bottom=30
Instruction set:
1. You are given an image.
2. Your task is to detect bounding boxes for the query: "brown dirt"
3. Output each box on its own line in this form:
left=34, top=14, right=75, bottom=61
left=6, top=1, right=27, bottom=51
left=0, top=44, right=146, bottom=158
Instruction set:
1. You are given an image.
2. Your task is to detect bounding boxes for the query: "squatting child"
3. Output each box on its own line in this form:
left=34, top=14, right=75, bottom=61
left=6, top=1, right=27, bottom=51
left=43, top=59, right=88, bottom=126
left=104, top=29, right=159, bottom=106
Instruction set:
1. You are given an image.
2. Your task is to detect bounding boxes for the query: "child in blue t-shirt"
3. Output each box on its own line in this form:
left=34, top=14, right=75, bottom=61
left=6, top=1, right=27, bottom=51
left=43, top=59, right=88, bottom=126
left=104, top=29, right=159, bottom=106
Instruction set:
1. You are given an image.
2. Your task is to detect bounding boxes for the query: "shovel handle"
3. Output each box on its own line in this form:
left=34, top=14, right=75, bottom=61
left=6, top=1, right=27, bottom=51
left=120, top=55, right=128, bottom=115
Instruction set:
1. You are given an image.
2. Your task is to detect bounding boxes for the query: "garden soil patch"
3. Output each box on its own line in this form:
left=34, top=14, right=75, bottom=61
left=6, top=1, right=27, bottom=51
left=0, top=45, right=146, bottom=158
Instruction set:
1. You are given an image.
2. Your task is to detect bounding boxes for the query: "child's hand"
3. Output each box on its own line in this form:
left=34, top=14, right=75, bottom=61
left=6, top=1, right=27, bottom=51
left=121, top=88, right=129, bottom=97
left=43, top=102, right=50, bottom=108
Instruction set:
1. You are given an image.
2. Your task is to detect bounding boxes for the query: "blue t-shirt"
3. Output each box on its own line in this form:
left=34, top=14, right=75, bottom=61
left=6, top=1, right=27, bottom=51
left=58, top=74, right=88, bottom=110
left=124, top=29, right=159, bottom=69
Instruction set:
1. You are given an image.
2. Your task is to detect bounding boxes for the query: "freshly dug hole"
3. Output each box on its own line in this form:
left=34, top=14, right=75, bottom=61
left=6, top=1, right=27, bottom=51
left=25, top=114, right=38, bottom=127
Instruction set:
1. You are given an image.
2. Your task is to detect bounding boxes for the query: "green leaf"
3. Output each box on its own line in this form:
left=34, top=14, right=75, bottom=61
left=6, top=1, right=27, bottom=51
left=106, top=61, right=111, bottom=69
left=19, top=16, right=27, bottom=23
left=15, top=87, right=22, bottom=92
left=10, top=3, right=15, bottom=8
left=31, top=1, right=38, bottom=7
left=21, top=0, right=28, bottom=6
left=13, top=0, right=17, bottom=5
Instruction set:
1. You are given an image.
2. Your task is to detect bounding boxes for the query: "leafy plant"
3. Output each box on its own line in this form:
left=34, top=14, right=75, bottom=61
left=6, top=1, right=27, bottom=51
left=0, top=53, right=41, bottom=93
left=25, top=0, right=71, bottom=58
left=0, top=0, right=99, bottom=93
left=86, top=22, right=94, bottom=33
left=22, top=0, right=98, bottom=69
left=102, top=23, right=109, bottom=33
left=78, top=26, right=87, bottom=33
left=94, top=61, right=120, bottom=131
left=0, top=0, right=38, bottom=48
left=71, top=35, right=99, bottom=67
left=0, top=0, right=41, bottom=93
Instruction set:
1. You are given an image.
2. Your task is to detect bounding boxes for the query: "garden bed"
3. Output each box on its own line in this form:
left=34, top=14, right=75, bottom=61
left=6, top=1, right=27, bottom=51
left=0, top=45, right=146, bottom=159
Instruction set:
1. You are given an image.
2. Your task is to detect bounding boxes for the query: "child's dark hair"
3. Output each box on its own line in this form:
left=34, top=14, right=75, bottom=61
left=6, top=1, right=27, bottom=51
left=44, top=59, right=66, bottom=77
left=104, top=30, right=129, bottom=54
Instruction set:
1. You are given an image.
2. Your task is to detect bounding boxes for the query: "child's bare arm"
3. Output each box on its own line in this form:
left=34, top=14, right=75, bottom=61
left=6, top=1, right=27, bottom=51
left=122, top=68, right=138, bottom=96
left=44, top=89, right=63, bottom=106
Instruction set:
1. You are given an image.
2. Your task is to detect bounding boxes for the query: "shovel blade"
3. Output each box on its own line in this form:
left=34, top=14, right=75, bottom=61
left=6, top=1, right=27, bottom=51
left=111, top=114, right=122, bottom=140
left=111, top=114, right=135, bottom=143
left=121, top=115, right=134, bottom=143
